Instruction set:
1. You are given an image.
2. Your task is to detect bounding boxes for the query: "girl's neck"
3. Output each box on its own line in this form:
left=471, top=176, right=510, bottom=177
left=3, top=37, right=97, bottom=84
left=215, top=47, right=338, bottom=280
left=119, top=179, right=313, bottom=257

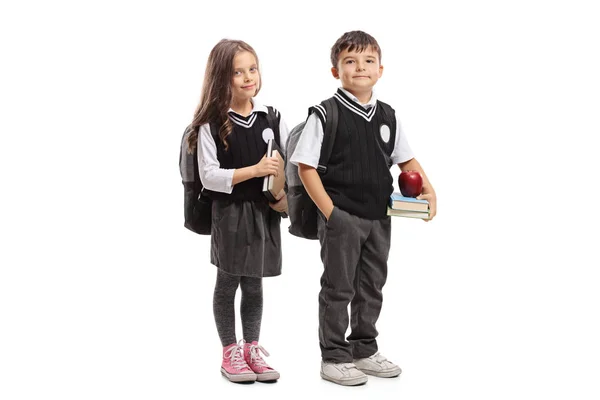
left=230, top=98, right=253, bottom=117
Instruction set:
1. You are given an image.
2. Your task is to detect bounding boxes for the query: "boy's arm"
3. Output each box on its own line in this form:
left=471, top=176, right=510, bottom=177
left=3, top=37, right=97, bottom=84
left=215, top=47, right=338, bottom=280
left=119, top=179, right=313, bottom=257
left=298, top=163, right=334, bottom=220
left=399, top=158, right=437, bottom=220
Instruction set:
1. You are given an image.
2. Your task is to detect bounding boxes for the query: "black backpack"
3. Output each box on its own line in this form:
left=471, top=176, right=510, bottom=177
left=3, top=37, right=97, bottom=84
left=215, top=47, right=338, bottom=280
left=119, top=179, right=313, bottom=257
left=285, top=98, right=339, bottom=240
left=180, top=107, right=280, bottom=235
left=179, top=124, right=214, bottom=235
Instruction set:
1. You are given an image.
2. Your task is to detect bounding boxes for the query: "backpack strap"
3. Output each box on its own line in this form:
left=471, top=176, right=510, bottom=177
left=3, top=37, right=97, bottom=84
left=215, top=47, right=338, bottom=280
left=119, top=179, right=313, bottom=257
left=192, top=127, right=201, bottom=191
left=197, top=122, right=220, bottom=193
left=265, top=106, right=281, bottom=147
left=179, top=124, right=203, bottom=190
left=317, top=97, right=338, bottom=174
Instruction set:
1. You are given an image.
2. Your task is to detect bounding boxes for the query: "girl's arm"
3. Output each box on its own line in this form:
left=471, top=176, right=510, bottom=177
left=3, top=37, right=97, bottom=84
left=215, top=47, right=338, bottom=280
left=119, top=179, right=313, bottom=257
left=234, top=108, right=289, bottom=186
left=232, top=156, right=279, bottom=185
left=198, top=123, right=279, bottom=192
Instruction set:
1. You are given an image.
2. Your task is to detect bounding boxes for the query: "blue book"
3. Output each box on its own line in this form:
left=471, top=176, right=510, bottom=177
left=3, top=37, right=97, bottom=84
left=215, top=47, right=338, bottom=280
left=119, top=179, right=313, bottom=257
left=389, top=192, right=429, bottom=212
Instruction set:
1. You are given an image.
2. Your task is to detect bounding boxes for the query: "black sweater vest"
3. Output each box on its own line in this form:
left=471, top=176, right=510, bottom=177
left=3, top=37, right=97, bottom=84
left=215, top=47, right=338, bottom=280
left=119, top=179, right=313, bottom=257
left=206, top=112, right=277, bottom=202
left=318, top=92, right=396, bottom=219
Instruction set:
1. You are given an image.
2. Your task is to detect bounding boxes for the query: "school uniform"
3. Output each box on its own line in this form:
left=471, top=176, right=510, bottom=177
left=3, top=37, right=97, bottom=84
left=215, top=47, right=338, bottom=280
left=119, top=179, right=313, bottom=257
left=198, top=100, right=289, bottom=278
left=290, top=88, right=414, bottom=363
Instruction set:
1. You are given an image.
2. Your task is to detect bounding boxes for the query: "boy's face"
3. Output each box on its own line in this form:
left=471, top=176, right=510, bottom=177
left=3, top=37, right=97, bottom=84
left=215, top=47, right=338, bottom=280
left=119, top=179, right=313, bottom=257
left=332, top=46, right=383, bottom=96
left=231, top=51, right=260, bottom=103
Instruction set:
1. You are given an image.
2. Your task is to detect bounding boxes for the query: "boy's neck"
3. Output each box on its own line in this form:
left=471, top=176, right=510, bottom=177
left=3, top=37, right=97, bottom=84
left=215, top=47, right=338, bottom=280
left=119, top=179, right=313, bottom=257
left=342, top=88, right=373, bottom=105
left=230, top=98, right=253, bottom=117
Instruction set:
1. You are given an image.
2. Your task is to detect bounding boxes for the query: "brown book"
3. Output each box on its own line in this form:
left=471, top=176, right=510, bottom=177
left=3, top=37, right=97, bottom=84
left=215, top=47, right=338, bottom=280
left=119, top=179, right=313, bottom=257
left=262, top=139, right=285, bottom=202
left=389, top=192, right=429, bottom=212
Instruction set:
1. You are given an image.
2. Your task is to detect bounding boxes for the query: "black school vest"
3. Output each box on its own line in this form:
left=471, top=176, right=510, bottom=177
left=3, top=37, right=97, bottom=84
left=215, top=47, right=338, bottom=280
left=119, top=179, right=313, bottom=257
left=206, top=111, right=279, bottom=202
left=317, top=90, right=396, bottom=219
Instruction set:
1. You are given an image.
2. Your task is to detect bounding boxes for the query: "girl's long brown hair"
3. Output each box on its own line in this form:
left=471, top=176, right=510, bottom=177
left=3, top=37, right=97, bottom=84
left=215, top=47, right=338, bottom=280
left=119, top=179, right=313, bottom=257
left=188, top=39, right=261, bottom=152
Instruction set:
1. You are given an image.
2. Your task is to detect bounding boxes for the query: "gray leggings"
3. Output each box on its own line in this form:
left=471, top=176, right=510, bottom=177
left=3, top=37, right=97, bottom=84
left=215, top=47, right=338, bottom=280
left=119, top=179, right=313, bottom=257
left=213, top=269, right=263, bottom=347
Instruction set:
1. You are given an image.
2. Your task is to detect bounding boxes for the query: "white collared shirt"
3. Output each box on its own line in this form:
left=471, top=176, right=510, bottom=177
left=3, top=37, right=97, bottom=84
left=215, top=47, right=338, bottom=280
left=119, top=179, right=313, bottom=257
left=290, top=88, right=414, bottom=168
left=197, top=99, right=289, bottom=194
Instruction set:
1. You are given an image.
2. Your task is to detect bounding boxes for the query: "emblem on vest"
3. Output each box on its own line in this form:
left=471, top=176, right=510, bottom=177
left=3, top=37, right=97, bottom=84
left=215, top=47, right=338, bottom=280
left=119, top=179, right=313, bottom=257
left=380, top=124, right=391, bottom=143
left=262, top=128, right=275, bottom=143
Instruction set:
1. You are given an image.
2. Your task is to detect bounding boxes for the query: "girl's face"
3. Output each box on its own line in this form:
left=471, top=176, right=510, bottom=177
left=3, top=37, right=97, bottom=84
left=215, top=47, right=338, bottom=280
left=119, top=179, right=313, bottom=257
left=231, top=51, right=260, bottom=103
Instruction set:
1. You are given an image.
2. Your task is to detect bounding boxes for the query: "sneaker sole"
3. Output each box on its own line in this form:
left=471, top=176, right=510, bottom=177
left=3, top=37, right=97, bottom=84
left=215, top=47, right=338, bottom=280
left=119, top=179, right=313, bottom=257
left=256, top=371, right=280, bottom=382
left=320, top=372, right=368, bottom=386
left=221, top=368, right=257, bottom=383
left=359, top=368, right=402, bottom=378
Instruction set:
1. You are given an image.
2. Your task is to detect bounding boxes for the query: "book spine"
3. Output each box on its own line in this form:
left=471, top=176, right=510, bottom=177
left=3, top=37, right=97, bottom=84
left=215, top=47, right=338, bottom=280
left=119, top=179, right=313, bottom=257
left=264, top=190, right=276, bottom=202
left=390, top=202, right=428, bottom=212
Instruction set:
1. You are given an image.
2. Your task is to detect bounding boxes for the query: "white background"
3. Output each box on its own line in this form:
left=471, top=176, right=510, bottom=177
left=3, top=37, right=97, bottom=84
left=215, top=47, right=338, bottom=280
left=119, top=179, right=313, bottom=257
left=1, top=1, right=599, bottom=399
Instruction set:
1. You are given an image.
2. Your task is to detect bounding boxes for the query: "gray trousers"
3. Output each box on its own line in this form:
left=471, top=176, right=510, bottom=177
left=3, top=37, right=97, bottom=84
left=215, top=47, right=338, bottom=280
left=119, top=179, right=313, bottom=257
left=317, top=206, right=391, bottom=363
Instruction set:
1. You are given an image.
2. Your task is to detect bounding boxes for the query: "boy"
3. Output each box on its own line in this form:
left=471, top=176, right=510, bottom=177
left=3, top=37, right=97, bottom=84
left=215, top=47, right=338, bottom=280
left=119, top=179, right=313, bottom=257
left=290, top=31, right=437, bottom=386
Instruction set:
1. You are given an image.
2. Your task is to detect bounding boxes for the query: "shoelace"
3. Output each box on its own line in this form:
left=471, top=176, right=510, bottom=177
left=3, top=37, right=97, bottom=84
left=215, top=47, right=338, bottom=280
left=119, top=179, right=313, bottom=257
left=223, top=342, right=247, bottom=370
left=248, top=343, right=270, bottom=368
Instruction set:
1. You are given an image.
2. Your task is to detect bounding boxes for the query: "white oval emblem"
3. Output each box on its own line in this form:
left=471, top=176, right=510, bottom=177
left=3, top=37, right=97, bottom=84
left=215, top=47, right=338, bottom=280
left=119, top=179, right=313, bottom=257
left=262, top=128, right=274, bottom=143
left=380, top=124, right=391, bottom=143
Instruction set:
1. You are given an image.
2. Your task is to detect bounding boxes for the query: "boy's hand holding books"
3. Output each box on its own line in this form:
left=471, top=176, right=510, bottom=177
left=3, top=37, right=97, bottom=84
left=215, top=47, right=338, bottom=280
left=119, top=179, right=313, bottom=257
left=393, top=170, right=436, bottom=221
left=387, top=192, right=430, bottom=220
left=416, top=188, right=436, bottom=221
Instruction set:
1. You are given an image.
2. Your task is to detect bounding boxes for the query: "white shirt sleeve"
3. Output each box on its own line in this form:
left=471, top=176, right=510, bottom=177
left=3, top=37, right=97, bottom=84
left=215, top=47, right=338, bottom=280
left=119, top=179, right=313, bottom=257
left=197, top=123, right=234, bottom=194
left=390, top=118, right=415, bottom=165
left=289, top=113, right=324, bottom=168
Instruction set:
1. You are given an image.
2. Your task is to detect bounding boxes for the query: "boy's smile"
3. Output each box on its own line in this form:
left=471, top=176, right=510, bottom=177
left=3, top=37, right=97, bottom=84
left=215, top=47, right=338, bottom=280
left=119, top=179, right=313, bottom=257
left=331, top=46, right=383, bottom=102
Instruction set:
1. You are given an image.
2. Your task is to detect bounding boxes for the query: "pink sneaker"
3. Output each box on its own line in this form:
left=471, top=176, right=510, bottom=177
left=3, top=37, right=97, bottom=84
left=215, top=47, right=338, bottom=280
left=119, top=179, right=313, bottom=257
left=221, top=341, right=257, bottom=383
left=243, top=341, right=280, bottom=381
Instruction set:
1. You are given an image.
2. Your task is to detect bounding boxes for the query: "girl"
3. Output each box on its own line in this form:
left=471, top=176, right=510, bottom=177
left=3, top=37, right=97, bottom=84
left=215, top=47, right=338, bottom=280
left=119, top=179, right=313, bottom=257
left=189, top=39, right=288, bottom=383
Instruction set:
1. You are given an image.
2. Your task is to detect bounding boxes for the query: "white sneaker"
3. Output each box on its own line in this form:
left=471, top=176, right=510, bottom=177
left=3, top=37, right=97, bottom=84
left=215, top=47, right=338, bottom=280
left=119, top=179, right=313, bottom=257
left=320, top=361, right=368, bottom=386
left=353, top=352, right=402, bottom=378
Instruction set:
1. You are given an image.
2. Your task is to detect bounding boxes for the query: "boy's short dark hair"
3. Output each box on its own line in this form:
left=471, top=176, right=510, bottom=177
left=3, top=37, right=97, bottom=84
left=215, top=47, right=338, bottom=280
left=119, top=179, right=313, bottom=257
left=330, top=30, right=382, bottom=67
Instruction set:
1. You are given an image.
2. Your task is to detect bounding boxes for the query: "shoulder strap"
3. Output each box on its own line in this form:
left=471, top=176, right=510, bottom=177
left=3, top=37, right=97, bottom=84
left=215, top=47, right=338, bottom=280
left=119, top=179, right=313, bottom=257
left=265, top=106, right=281, bottom=147
left=208, top=121, right=220, bottom=142
left=317, top=97, right=338, bottom=174
left=378, top=101, right=395, bottom=122
left=378, top=101, right=397, bottom=141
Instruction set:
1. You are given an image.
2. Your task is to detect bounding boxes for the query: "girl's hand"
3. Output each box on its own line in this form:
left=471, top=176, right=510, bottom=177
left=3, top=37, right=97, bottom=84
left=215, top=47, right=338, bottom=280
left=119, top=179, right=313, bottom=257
left=269, top=189, right=288, bottom=213
left=254, top=155, right=279, bottom=178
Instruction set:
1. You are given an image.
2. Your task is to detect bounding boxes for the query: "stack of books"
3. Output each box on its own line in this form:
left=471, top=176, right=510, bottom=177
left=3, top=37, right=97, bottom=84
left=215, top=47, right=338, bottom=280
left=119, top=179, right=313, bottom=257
left=387, top=192, right=430, bottom=219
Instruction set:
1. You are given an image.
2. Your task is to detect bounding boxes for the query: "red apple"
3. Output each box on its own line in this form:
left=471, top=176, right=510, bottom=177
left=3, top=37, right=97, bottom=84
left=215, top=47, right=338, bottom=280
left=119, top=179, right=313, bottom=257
left=398, top=170, right=423, bottom=198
